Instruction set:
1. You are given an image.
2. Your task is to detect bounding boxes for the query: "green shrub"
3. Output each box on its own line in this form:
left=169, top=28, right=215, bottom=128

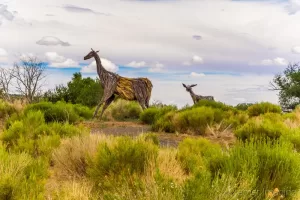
left=247, top=102, right=282, bottom=117
left=223, top=111, right=248, bottom=129
left=140, top=133, right=160, bottom=146
left=193, top=100, right=237, bottom=112
left=0, top=99, right=17, bottom=119
left=0, top=147, right=48, bottom=200
left=140, top=105, right=177, bottom=125
left=152, top=111, right=176, bottom=133
left=88, top=136, right=158, bottom=187
left=24, top=101, right=92, bottom=123
left=177, top=138, right=223, bottom=174
left=184, top=139, right=300, bottom=200
left=173, top=107, right=224, bottom=135
left=106, top=99, right=142, bottom=121
left=235, top=117, right=289, bottom=141
left=235, top=103, right=254, bottom=111
left=1, top=110, right=87, bottom=158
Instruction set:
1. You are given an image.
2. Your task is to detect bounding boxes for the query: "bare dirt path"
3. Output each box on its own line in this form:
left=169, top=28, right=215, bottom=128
left=81, top=121, right=198, bottom=147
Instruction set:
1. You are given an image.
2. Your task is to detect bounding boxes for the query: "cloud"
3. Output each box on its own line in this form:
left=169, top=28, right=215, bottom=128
left=285, top=0, right=300, bottom=15
left=148, top=62, right=164, bottom=72
left=126, top=61, right=146, bottom=68
left=36, top=36, right=70, bottom=46
left=182, top=61, right=191, bottom=66
left=192, top=55, right=204, bottom=64
left=0, top=4, right=15, bottom=22
left=81, top=58, right=119, bottom=73
left=292, top=46, right=300, bottom=54
left=50, top=59, right=80, bottom=68
left=0, top=48, right=7, bottom=61
left=233, top=97, right=246, bottom=102
left=45, top=52, right=66, bottom=63
left=250, top=57, right=288, bottom=66
left=62, top=4, right=111, bottom=16
left=190, top=72, right=205, bottom=77
left=192, top=35, right=202, bottom=40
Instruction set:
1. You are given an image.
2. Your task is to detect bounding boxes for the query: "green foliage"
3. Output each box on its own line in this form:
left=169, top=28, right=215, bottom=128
left=0, top=110, right=87, bottom=158
left=184, top=139, right=300, bottom=200
left=0, top=147, right=48, bottom=200
left=44, top=72, right=103, bottom=107
left=104, top=99, right=143, bottom=121
left=173, top=107, right=225, bottom=135
left=235, top=103, right=254, bottom=111
left=139, top=105, right=177, bottom=125
left=193, top=99, right=237, bottom=112
left=247, top=102, right=282, bottom=117
left=24, top=101, right=93, bottom=124
left=177, top=138, right=223, bottom=174
left=272, top=63, right=300, bottom=109
left=0, top=99, right=17, bottom=119
left=235, top=117, right=289, bottom=141
left=88, top=136, right=158, bottom=188
left=152, top=111, right=176, bottom=133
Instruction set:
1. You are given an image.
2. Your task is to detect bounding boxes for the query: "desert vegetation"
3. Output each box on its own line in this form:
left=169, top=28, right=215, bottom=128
left=2, top=60, right=300, bottom=199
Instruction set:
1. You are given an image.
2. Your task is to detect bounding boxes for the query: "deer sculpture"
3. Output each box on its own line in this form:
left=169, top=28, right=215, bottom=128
left=84, top=48, right=153, bottom=119
left=182, top=83, right=214, bottom=104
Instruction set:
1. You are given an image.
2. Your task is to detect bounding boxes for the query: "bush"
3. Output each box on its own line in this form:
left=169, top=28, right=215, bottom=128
left=1, top=110, right=88, bottom=158
left=103, top=99, right=142, bottom=121
left=177, top=138, right=223, bottom=174
left=184, top=139, right=300, bottom=200
left=140, top=105, right=177, bottom=125
left=247, top=102, right=282, bottom=117
left=0, top=99, right=17, bottom=119
left=235, top=103, right=254, bottom=111
left=88, top=136, right=158, bottom=188
left=24, top=101, right=93, bottom=124
left=0, top=147, right=48, bottom=199
left=152, top=111, right=176, bottom=133
left=235, top=117, right=289, bottom=141
left=173, top=107, right=225, bottom=135
left=193, top=100, right=237, bottom=113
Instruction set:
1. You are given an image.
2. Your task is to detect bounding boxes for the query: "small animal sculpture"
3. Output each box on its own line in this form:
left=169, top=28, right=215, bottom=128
left=182, top=83, right=214, bottom=104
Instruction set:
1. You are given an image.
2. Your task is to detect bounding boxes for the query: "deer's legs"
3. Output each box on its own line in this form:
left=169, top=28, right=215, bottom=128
left=93, top=99, right=105, bottom=119
left=99, top=95, right=115, bottom=120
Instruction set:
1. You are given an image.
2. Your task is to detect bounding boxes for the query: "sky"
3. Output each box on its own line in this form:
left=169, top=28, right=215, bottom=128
left=1, top=0, right=300, bottom=107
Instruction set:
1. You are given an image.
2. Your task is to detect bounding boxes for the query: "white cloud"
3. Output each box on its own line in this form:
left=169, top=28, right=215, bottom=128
left=45, top=52, right=66, bottom=63
left=50, top=59, right=79, bottom=68
left=126, top=61, right=146, bottom=68
left=233, top=97, right=246, bottom=102
left=0, top=4, right=15, bottom=22
left=190, top=72, right=205, bottom=77
left=182, top=61, right=191, bottom=66
left=148, top=62, right=164, bottom=73
left=292, top=46, right=300, bottom=54
left=261, top=59, right=273, bottom=66
left=36, top=36, right=70, bottom=46
left=192, top=55, right=204, bottom=64
left=0, top=48, right=8, bottom=61
left=285, top=0, right=300, bottom=14
left=274, top=57, right=288, bottom=66
left=250, top=57, right=288, bottom=66
left=81, top=58, right=118, bottom=73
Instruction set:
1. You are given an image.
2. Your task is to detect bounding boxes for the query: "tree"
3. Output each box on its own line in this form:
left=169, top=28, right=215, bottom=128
left=0, top=67, right=13, bottom=101
left=44, top=72, right=103, bottom=107
left=271, top=62, right=300, bottom=109
left=12, top=56, right=47, bottom=103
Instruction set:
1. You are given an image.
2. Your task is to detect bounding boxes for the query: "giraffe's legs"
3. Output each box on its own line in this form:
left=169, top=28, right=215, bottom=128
left=93, top=99, right=105, bottom=119
left=99, top=95, right=115, bottom=120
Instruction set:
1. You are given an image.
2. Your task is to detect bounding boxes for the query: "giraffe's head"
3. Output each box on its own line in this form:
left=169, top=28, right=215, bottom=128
left=182, top=83, right=197, bottom=92
left=84, top=48, right=99, bottom=60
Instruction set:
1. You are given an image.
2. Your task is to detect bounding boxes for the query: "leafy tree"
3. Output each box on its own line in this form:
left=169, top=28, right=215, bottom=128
left=44, top=72, right=103, bottom=107
left=271, top=63, right=300, bottom=109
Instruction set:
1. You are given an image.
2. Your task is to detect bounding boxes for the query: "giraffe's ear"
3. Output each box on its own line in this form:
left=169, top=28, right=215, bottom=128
left=96, top=50, right=99, bottom=53
left=182, top=83, right=187, bottom=88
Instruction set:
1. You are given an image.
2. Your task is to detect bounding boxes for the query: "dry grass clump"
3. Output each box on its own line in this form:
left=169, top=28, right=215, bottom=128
left=51, top=134, right=112, bottom=180
left=157, top=148, right=188, bottom=184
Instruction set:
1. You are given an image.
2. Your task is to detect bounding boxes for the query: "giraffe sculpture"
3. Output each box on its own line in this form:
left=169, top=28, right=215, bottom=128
left=84, top=48, right=153, bottom=119
left=182, top=83, right=214, bottom=104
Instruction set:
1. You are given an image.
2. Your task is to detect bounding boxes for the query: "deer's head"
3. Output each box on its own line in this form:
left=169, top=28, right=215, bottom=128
left=182, top=83, right=197, bottom=92
left=84, top=48, right=99, bottom=60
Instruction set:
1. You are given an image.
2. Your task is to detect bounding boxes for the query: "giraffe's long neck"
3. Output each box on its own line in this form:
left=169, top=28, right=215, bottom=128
left=94, top=53, right=108, bottom=85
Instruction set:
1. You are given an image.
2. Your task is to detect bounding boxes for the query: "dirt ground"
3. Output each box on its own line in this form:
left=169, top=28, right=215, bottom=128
left=81, top=121, right=236, bottom=148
